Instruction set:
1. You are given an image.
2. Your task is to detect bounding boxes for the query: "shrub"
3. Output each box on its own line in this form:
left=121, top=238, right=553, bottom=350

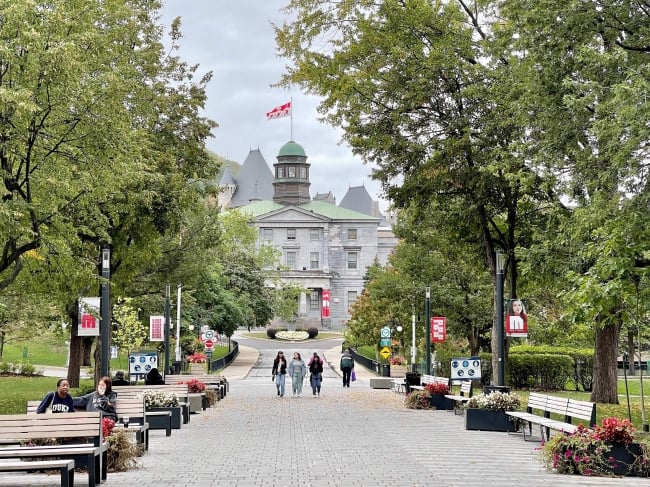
left=141, top=390, right=179, bottom=410
left=204, top=389, right=218, bottom=406
left=183, top=379, right=206, bottom=393
left=266, top=327, right=277, bottom=339
left=425, top=382, right=449, bottom=395
left=405, top=390, right=431, bottom=409
left=390, top=356, right=407, bottom=365
left=307, top=326, right=319, bottom=338
left=106, top=429, right=142, bottom=472
left=187, top=353, right=207, bottom=363
left=464, top=392, right=522, bottom=412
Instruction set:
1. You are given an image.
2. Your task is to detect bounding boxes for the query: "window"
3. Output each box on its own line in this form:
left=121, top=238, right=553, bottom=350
left=348, top=291, right=358, bottom=309
left=310, top=229, right=320, bottom=241
left=287, top=228, right=296, bottom=240
left=310, top=252, right=319, bottom=269
left=347, top=252, right=358, bottom=269
left=347, top=228, right=357, bottom=239
left=277, top=167, right=284, bottom=178
left=286, top=251, right=296, bottom=269
left=262, top=228, right=273, bottom=242
left=310, top=290, right=320, bottom=310
left=288, top=166, right=296, bottom=178
left=299, top=167, right=307, bottom=179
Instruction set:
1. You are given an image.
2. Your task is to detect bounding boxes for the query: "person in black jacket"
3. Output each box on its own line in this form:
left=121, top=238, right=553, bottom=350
left=308, top=352, right=324, bottom=397
left=145, top=368, right=165, bottom=385
left=271, top=351, right=287, bottom=397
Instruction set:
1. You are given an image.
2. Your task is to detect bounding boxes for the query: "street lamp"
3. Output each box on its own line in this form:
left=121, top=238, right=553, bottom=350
left=164, top=284, right=171, bottom=380
left=425, top=286, right=431, bottom=375
left=496, top=251, right=506, bottom=386
left=100, top=248, right=111, bottom=378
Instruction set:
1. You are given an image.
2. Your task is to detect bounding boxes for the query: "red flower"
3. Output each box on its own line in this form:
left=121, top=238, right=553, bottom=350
left=424, top=382, right=449, bottom=395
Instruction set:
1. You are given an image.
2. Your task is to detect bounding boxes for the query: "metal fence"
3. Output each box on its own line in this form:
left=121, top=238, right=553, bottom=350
left=209, top=340, right=239, bottom=372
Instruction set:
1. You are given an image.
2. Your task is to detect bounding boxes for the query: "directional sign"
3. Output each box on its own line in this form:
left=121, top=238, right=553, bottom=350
left=379, top=338, right=391, bottom=347
left=205, top=330, right=214, bottom=339
left=380, top=327, right=391, bottom=338
left=380, top=347, right=391, bottom=359
left=204, top=339, right=214, bottom=349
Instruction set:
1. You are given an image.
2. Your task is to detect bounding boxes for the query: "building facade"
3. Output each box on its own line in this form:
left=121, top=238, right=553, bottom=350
left=220, top=141, right=397, bottom=329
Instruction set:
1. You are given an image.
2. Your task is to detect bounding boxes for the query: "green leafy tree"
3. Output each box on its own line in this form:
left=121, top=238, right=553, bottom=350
left=111, top=298, right=148, bottom=368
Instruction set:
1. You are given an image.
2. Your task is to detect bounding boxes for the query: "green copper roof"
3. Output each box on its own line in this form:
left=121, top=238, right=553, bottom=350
left=278, top=141, right=306, bottom=157
left=236, top=200, right=284, bottom=217
left=299, top=201, right=378, bottom=220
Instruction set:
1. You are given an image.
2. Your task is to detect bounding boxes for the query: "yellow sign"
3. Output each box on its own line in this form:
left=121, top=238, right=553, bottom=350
left=380, top=347, right=391, bottom=359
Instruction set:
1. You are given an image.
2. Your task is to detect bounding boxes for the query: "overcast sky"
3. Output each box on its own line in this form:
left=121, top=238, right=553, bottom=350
left=158, top=1, right=388, bottom=211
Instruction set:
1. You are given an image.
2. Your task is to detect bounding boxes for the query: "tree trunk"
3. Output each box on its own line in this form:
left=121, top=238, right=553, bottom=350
left=66, top=304, right=81, bottom=388
left=81, top=337, right=93, bottom=366
left=0, top=329, right=4, bottom=361
left=590, top=317, right=620, bottom=404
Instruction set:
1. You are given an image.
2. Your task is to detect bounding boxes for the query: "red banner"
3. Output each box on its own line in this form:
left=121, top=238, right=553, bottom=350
left=150, top=316, right=164, bottom=342
left=321, top=290, right=331, bottom=318
left=431, top=317, right=446, bottom=343
left=78, top=297, right=100, bottom=337
left=505, top=314, right=528, bottom=338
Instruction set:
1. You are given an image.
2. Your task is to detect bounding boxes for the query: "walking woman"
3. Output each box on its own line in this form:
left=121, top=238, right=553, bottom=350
left=288, top=352, right=307, bottom=397
left=308, top=352, right=324, bottom=397
left=271, top=351, right=288, bottom=397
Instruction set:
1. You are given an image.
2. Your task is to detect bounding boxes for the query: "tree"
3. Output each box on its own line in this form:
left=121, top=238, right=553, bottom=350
left=111, top=298, right=148, bottom=369
left=275, top=0, right=555, bottom=380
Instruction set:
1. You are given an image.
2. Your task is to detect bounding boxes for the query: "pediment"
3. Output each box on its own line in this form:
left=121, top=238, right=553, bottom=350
left=255, top=206, right=330, bottom=223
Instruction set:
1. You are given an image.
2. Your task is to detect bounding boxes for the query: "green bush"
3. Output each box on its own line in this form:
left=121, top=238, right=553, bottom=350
left=405, top=390, right=431, bottom=409
left=307, top=327, right=319, bottom=338
left=266, top=327, right=277, bottom=339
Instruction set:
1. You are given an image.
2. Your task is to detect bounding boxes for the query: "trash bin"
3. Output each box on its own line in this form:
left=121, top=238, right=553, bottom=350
left=382, top=364, right=391, bottom=377
left=405, top=372, right=421, bottom=392
left=483, top=385, right=511, bottom=394
left=171, top=361, right=181, bottom=375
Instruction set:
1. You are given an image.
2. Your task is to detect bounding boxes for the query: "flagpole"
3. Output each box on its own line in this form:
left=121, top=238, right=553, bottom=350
left=290, top=96, right=293, bottom=141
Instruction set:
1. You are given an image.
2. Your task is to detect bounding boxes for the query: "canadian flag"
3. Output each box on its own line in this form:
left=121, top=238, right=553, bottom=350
left=266, top=101, right=291, bottom=120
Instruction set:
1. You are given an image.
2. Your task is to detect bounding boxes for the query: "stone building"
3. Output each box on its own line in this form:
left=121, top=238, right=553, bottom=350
left=219, top=140, right=397, bottom=329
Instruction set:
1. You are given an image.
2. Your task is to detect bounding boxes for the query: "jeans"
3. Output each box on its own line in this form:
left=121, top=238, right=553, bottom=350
left=275, top=374, right=286, bottom=396
left=310, top=374, right=322, bottom=394
left=292, top=373, right=304, bottom=395
left=342, top=367, right=352, bottom=387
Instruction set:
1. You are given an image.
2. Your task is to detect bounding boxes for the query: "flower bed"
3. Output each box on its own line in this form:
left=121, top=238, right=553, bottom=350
left=141, top=390, right=179, bottom=410
left=541, top=417, right=650, bottom=477
left=275, top=330, right=309, bottom=341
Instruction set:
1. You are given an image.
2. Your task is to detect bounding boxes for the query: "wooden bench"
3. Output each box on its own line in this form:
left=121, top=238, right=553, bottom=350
left=505, top=393, right=596, bottom=441
left=0, top=459, right=75, bottom=487
left=391, top=378, right=406, bottom=393
left=409, top=375, right=450, bottom=392
left=0, top=412, right=106, bottom=487
left=26, top=399, right=152, bottom=449
left=444, top=381, right=473, bottom=414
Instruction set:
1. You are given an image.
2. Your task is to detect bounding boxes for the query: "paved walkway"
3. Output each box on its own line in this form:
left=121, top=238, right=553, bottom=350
left=2, top=343, right=648, bottom=486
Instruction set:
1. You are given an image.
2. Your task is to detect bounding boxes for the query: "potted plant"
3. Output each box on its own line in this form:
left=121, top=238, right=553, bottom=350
left=540, top=417, right=650, bottom=477
left=179, top=379, right=207, bottom=413
left=425, top=382, right=453, bottom=410
left=141, top=390, right=182, bottom=429
left=464, top=391, right=522, bottom=432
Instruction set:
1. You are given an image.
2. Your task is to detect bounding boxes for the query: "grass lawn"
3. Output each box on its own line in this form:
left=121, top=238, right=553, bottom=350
left=0, top=376, right=95, bottom=414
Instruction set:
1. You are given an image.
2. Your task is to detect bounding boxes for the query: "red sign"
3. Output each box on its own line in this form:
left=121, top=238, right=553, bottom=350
left=149, top=316, right=164, bottom=342
left=431, top=317, right=446, bottom=343
left=81, top=314, right=97, bottom=329
left=505, top=314, right=528, bottom=338
left=204, top=339, right=214, bottom=349
left=321, top=289, right=331, bottom=318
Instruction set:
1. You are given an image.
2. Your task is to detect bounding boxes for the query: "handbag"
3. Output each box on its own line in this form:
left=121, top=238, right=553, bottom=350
left=46, top=392, right=55, bottom=414
left=351, top=370, right=356, bottom=382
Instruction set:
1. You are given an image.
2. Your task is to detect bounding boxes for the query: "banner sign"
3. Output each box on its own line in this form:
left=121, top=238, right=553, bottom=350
left=321, top=289, right=331, bottom=318
left=149, top=316, right=164, bottom=342
left=450, top=356, right=482, bottom=380
left=431, top=317, right=447, bottom=343
left=505, top=299, right=528, bottom=338
left=78, top=297, right=100, bottom=337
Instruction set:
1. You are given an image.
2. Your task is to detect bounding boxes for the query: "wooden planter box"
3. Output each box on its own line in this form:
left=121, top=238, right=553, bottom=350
left=150, top=406, right=182, bottom=429
left=464, top=408, right=514, bottom=432
left=429, top=394, right=454, bottom=410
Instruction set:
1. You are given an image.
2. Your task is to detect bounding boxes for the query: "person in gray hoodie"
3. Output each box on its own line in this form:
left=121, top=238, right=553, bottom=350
left=288, top=352, right=307, bottom=397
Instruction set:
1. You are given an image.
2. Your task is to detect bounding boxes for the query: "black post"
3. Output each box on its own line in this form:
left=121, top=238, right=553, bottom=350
left=100, top=248, right=111, bottom=378
left=164, top=284, right=171, bottom=381
left=425, top=286, right=431, bottom=375
left=496, top=252, right=505, bottom=386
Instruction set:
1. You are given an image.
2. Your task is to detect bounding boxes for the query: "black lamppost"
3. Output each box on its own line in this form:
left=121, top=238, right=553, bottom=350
left=425, top=286, right=431, bottom=375
left=496, top=251, right=506, bottom=386
left=100, top=248, right=111, bottom=378
left=164, top=284, right=171, bottom=380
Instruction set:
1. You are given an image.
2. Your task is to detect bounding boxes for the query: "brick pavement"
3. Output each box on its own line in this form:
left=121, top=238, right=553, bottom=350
left=1, top=345, right=647, bottom=486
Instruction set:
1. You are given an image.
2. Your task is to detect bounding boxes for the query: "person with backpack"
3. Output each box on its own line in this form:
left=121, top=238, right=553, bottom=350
left=340, top=349, right=355, bottom=387
left=308, top=352, right=324, bottom=397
